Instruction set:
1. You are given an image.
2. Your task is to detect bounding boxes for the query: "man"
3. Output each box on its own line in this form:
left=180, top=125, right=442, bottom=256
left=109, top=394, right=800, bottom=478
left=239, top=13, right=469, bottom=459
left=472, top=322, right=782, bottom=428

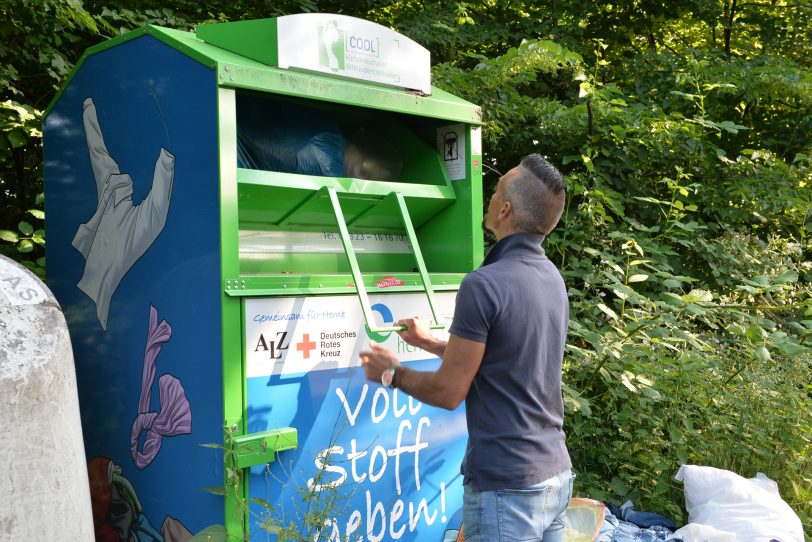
left=361, top=153, right=572, bottom=541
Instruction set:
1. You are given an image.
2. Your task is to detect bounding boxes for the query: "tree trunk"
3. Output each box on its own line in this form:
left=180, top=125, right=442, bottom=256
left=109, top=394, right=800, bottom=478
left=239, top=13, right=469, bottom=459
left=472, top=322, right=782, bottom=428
left=724, top=0, right=737, bottom=55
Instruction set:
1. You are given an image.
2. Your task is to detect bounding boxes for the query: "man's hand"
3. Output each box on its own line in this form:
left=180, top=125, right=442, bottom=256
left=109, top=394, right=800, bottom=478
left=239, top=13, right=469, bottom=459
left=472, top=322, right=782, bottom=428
left=396, top=316, right=447, bottom=358
left=360, top=343, right=399, bottom=384
left=395, top=316, right=432, bottom=348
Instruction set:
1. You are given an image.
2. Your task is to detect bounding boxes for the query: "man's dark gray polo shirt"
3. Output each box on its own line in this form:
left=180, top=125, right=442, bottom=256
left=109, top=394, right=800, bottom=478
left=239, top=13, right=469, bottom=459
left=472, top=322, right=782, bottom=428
left=449, top=232, right=571, bottom=491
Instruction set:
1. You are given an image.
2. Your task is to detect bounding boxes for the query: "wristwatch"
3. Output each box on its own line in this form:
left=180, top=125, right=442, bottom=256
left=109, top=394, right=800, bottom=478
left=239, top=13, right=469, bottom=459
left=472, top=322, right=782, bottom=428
left=381, top=366, right=397, bottom=388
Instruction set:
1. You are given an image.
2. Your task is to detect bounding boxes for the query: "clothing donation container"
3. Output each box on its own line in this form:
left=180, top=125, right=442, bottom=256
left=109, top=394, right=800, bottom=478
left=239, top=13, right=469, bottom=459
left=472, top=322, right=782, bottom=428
left=44, top=13, right=482, bottom=542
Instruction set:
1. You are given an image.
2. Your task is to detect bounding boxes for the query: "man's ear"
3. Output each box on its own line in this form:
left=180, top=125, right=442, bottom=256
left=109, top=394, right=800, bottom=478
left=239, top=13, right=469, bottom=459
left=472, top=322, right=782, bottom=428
left=500, top=200, right=512, bottom=218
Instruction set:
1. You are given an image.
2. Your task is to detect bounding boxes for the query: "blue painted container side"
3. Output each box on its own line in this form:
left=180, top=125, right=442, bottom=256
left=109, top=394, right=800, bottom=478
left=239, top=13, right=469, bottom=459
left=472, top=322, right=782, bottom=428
left=44, top=34, right=225, bottom=537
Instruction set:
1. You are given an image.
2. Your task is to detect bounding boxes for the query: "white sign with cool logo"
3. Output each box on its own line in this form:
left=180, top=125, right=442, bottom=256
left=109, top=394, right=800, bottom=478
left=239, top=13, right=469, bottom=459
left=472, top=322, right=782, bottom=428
left=276, top=13, right=431, bottom=94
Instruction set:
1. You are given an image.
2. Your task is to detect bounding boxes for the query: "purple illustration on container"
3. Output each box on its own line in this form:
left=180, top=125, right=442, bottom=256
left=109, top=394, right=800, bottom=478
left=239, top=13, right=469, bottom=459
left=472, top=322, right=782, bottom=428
left=131, top=305, right=191, bottom=469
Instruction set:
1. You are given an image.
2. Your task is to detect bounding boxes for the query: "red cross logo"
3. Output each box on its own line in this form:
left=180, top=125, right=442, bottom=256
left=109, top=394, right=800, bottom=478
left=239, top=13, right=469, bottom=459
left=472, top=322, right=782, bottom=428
left=296, top=334, right=317, bottom=359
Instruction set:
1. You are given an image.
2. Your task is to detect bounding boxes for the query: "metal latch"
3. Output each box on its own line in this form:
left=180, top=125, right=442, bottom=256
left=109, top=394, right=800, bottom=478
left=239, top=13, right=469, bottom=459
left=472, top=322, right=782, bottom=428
left=229, top=427, right=298, bottom=469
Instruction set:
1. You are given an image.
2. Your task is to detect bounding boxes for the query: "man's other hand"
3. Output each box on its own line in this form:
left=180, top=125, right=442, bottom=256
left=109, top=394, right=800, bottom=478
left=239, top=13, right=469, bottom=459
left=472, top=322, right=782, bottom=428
left=360, top=343, right=399, bottom=384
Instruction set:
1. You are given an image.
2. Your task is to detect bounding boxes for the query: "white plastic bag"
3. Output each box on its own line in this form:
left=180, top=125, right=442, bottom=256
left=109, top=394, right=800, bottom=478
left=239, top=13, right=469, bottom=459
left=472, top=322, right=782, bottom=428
left=667, top=523, right=737, bottom=542
left=675, top=465, right=803, bottom=542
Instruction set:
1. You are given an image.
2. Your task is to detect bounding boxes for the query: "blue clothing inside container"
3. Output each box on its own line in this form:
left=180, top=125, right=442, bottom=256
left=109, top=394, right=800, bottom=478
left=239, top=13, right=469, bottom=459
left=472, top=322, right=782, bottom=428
left=236, top=96, right=345, bottom=177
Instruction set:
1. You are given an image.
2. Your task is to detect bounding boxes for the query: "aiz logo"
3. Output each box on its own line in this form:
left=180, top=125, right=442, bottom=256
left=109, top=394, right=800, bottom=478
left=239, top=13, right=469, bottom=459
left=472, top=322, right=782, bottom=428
left=254, top=331, right=290, bottom=359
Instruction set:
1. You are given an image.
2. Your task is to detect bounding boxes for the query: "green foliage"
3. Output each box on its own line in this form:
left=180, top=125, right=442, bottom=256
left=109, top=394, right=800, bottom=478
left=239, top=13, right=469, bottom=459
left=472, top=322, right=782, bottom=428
left=3, top=0, right=811, bottom=534
left=0, top=193, right=45, bottom=279
left=0, top=0, right=99, bottom=100
left=429, top=8, right=811, bottom=529
left=434, top=39, right=583, bottom=154
left=0, top=101, right=43, bottom=240
left=0, top=0, right=98, bottom=279
left=560, top=226, right=811, bottom=523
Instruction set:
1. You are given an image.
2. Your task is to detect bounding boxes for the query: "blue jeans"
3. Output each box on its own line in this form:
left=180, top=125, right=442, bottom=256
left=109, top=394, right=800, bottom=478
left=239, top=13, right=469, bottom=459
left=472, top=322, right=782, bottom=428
left=463, top=470, right=574, bottom=542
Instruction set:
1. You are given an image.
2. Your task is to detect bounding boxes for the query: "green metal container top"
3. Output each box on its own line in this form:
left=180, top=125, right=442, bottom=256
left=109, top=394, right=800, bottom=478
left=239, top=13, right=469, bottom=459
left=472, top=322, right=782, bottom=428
left=45, top=15, right=483, bottom=125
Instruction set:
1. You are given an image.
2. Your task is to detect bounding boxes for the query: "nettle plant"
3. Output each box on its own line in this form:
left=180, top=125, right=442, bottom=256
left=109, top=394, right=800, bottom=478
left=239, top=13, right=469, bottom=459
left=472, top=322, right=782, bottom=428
left=196, top=420, right=360, bottom=542
left=431, top=31, right=811, bottom=529
left=554, top=208, right=810, bottom=518
left=546, top=134, right=811, bottom=525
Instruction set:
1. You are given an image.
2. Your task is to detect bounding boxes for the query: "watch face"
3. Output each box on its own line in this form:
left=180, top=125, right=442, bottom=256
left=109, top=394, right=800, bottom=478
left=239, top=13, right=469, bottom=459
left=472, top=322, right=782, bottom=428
left=381, top=367, right=394, bottom=387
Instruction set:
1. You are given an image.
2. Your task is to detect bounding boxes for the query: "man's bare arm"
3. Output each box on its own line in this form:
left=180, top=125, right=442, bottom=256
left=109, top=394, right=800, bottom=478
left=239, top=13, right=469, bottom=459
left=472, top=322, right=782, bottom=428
left=361, top=334, right=485, bottom=411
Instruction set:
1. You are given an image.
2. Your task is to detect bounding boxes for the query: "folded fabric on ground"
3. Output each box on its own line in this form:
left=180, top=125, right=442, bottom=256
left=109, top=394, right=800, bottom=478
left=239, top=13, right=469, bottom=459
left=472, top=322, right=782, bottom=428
left=595, top=508, right=677, bottom=542
left=607, top=501, right=677, bottom=531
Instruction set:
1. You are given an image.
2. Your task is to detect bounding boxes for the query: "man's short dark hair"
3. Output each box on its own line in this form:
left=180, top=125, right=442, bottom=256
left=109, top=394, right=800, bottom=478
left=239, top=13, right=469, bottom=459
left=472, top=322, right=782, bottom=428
left=503, top=154, right=566, bottom=235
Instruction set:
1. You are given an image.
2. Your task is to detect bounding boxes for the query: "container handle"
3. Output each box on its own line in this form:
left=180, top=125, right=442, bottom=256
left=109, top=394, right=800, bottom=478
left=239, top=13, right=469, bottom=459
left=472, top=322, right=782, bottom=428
left=326, top=187, right=444, bottom=333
